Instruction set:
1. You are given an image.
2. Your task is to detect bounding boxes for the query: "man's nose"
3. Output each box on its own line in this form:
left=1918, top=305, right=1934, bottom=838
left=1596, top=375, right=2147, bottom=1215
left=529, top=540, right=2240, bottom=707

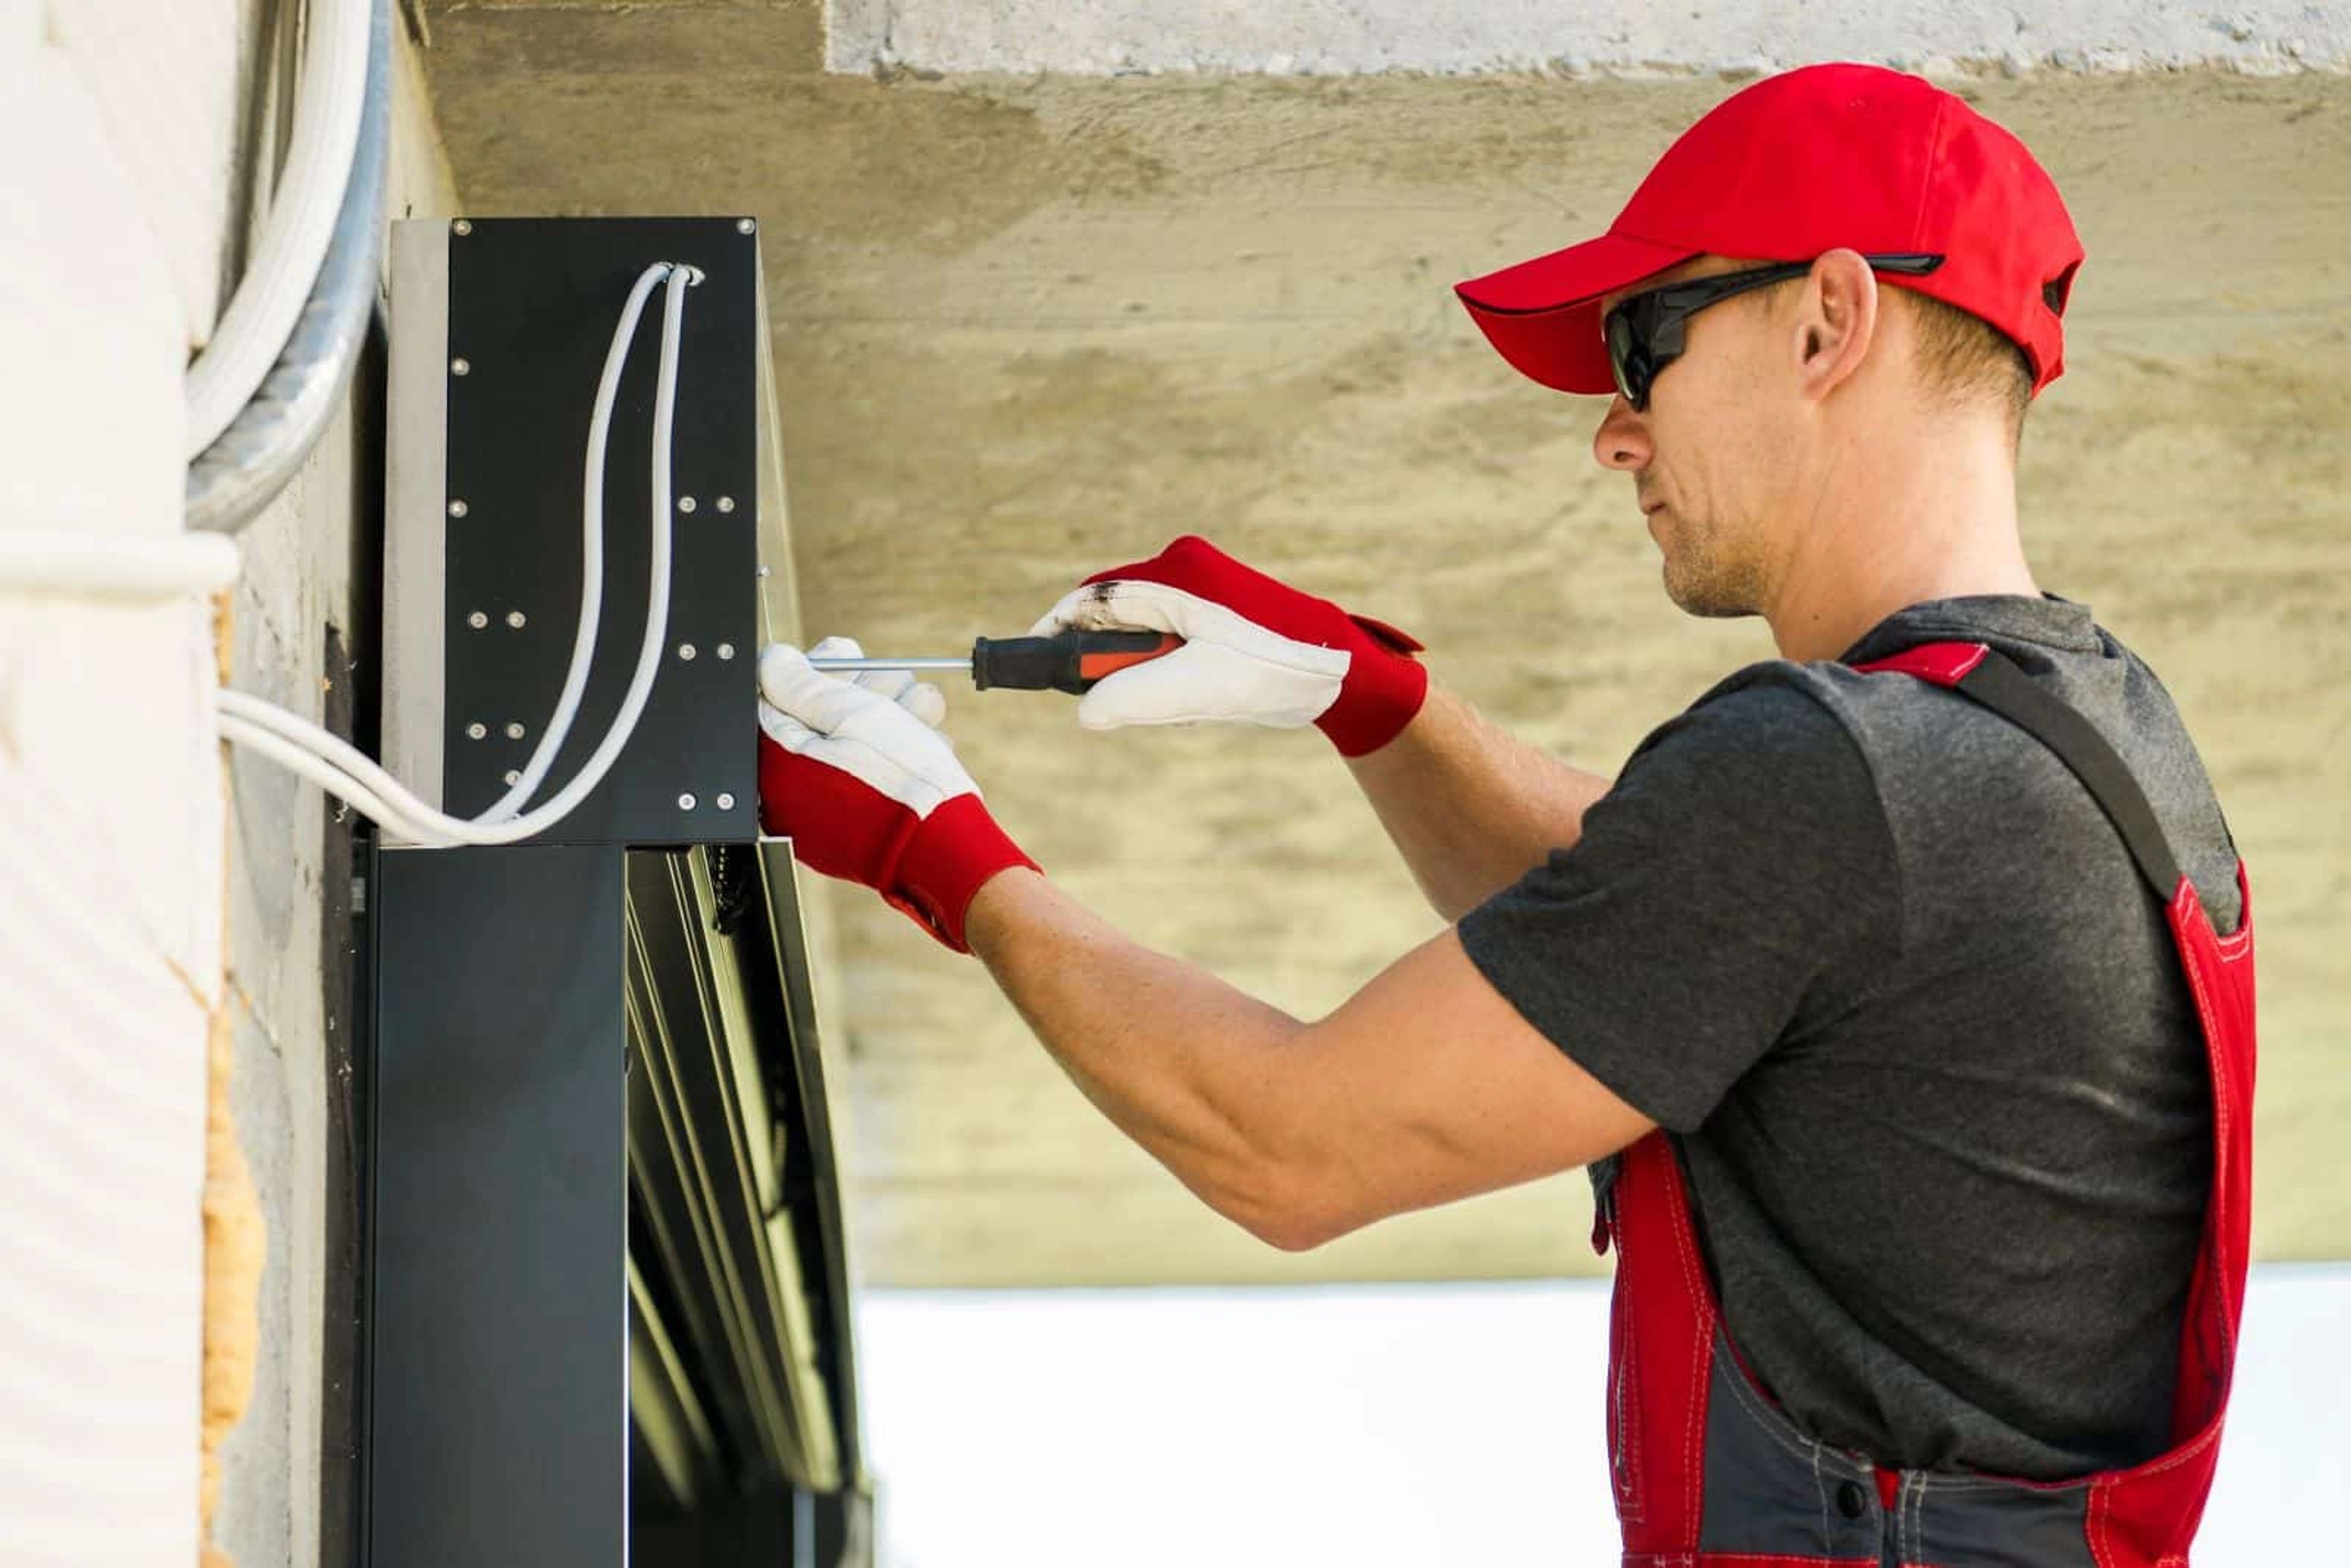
left=1591, top=394, right=1650, bottom=473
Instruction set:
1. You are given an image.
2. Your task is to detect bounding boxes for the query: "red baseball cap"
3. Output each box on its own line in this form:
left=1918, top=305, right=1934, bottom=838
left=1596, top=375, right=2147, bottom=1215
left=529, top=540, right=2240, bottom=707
left=1455, top=62, right=2085, bottom=398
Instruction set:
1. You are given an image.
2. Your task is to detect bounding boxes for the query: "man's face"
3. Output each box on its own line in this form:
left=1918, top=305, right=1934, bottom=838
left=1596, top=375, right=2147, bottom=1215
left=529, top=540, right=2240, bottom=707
left=1592, top=255, right=1801, bottom=620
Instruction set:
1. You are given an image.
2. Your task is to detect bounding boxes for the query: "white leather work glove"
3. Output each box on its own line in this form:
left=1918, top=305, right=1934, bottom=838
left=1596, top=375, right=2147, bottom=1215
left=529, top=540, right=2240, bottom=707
left=757, top=636, right=1038, bottom=952
left=1027, top=535, right=1428, bottom=756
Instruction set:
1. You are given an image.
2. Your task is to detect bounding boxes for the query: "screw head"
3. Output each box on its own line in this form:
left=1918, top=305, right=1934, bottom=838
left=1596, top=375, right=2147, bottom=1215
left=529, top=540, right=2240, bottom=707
left=503, top=769, right=521, bottom=786
left=467, top=610, right=488, bottom=629
left=448, top=499, right=469, bottom=519
left=716, top=643, right=736, bottom=661
left=738, top=218, right=756, bottom=234
left=452, top=218, right=473, bottom=236
left=506, top=610, right=527, bottom=628
left=505, top=722, right=526, bottom=740
left=677, top=643, right=697, bottom=661
left=715, top=495, right=736, bottom=513
left=678, top=793, right=697, bottom=811
left=466, top=722, right=487, bottom=740
left=451, top=357, right=470, bottom=377
left=678, top=495, right=697, bottom=514
left=717, top=792, right=737, bottom=811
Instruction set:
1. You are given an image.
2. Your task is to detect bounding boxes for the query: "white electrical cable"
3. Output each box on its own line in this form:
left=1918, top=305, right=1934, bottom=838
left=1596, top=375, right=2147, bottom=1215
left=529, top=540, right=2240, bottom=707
left=216, top=697, right=467, bottom=845
left=217, top=711, right=447, bottom=842
left=217, top=261, right=701, bottom=847
left=476, top=260, right=672, bottom=823
left=184, top=0, right=372, bottom=459
left=0, top=531, right=241, bottom=598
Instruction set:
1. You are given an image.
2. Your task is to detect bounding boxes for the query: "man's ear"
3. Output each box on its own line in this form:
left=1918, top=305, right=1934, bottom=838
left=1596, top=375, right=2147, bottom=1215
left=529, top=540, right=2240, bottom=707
left=1790, top=248, right=1879, bottom=403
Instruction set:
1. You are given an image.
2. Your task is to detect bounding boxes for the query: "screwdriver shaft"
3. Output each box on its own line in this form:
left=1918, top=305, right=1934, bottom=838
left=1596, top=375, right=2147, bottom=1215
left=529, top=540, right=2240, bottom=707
left=808, top=656, right=973, bottom=672
left=809, top=631, right=1180, bottom=692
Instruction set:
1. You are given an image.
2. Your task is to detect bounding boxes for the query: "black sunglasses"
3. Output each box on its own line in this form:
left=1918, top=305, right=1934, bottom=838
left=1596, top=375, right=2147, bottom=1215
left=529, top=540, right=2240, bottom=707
left=1603, top=253, right=1945, bottom=411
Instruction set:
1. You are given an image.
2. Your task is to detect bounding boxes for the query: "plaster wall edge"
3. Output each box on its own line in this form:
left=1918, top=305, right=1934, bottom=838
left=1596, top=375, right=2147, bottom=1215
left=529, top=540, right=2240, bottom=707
left=823, top=1, right=2351, bottom=79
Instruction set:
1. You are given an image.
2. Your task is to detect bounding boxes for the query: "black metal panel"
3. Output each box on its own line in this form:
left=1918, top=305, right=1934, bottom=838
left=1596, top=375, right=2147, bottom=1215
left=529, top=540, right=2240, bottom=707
left=442, top=217, right=758, bottom=844
left=366, top=842, right=628, bottom=1567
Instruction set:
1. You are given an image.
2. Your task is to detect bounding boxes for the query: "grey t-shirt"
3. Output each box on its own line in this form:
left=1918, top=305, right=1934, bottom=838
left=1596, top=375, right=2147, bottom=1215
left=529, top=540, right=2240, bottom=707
left=1457, top=595, right=2240, bottom=1480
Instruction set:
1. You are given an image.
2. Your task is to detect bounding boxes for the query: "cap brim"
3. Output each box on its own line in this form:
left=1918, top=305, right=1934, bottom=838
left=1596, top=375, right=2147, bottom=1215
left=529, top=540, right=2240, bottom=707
left=1455, top=233, right=1700, bottom=395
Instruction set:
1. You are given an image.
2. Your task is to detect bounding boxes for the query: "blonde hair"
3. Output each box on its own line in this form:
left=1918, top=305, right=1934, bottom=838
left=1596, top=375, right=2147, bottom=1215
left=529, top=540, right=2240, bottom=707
left=1901, top=288, right=2034, bottom=451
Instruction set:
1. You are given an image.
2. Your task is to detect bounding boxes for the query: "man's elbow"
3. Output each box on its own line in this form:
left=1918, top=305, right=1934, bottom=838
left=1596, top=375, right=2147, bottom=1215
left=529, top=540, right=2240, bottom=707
left=1238, top=1206, right=1341, bottom=1255
left=1208, top=1165, right=1359, bottom=1254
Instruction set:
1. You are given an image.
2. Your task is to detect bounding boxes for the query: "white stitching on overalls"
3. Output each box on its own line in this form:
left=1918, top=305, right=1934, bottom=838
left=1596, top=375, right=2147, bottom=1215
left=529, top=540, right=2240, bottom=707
left=1657, top=1142, right=1717, bottom=1544
left=1610, top=1229, right=1644, bottom=1526
left=1812, top=1442, right=1831, bottom=1556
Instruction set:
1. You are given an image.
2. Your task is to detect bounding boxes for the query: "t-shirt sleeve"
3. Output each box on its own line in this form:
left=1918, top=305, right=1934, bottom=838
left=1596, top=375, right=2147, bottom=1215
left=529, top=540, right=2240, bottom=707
left=1456, top=676, right=1900, bottom=1133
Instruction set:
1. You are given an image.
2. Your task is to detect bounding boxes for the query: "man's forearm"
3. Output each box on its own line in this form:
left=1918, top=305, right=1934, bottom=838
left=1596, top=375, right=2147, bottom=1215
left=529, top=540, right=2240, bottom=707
left=1347, top=683, right=1613, bottom=921
left=962, top=868, right=1325, bottom=1248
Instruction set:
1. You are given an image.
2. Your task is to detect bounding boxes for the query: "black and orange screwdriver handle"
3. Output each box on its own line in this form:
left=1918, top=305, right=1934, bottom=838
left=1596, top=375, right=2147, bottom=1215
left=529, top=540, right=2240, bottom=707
left=969, top=630, right=1185, bottom=694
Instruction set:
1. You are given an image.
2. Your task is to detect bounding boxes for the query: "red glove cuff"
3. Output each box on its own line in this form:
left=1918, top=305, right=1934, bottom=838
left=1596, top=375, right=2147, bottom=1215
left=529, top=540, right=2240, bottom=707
left=885, top=794, right=1041, bottom=953
left=1079, top=536, right=1431, bottom=759
left=1319, top=613, right=1430, bottom=757
left=759, top=735, right=1038, bottom=955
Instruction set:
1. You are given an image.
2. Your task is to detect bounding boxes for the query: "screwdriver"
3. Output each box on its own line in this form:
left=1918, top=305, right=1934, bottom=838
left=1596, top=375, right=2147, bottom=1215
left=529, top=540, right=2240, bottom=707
left=809, top=629, right=1184, bottom=695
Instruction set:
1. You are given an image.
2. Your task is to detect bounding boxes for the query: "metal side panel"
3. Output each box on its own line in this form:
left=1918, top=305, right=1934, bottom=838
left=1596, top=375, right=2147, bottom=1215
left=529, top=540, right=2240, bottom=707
left=366, top=842, right=628, bottom=1568
left=751, top=225, right=804, bottom=653
left=381, top=220, right=449, bottom=833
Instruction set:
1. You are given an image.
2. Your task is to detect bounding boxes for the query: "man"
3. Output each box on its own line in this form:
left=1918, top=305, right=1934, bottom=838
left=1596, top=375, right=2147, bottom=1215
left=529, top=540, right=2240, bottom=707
left=757, top=64, right=2255, bottom=1565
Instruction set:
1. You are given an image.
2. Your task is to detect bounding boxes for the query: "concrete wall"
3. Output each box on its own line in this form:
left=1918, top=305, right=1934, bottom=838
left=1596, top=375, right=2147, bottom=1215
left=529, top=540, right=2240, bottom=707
left=0, top=3, right=457, bottom=1564
left=424, top=11, right=2351, bottom=1288
left=830, top=0, right=2351, bottom=76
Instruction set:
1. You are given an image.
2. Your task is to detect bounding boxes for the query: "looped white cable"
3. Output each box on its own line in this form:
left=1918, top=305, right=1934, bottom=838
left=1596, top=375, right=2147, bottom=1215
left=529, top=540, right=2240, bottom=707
left=217, top=260, right=701, bottom=847
left=474, top=260, right=672, bottom=825
left=184, top=0, right=372, bottom=458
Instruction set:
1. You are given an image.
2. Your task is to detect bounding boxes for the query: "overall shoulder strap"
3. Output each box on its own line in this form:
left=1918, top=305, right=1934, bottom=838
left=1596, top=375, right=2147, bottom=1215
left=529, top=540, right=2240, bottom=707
left=1854, top=642, right=2185, bottom=902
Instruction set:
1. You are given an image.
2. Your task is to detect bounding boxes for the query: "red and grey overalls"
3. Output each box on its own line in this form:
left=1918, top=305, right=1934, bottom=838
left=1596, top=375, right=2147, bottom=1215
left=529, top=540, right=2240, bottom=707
left=1590, top=642, right=2256, bottom=1567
